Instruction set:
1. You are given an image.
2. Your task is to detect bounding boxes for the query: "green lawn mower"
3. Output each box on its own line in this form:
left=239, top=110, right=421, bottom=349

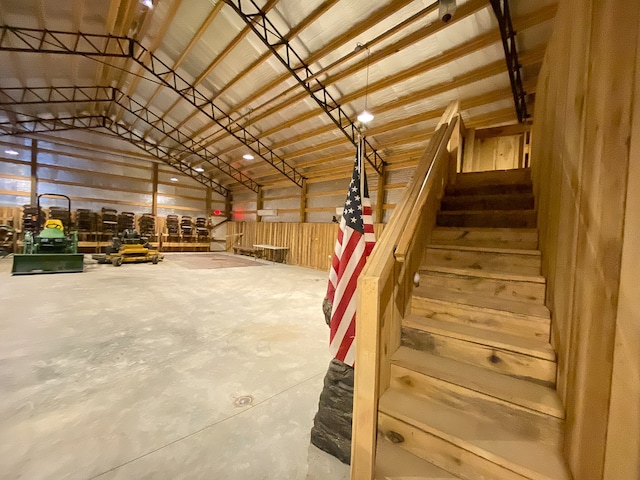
left=11, top=194, right=84, bottom=275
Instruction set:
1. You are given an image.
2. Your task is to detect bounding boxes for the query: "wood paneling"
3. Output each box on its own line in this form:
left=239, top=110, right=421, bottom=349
left=226, top=221, right=385, bottom=271
left=603, top=11, right=640, bottom=477
left=530, top=0, right=640, bottom=478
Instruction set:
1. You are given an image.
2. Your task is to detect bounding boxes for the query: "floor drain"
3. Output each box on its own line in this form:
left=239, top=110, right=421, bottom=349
left=234, top=395, right=253, bottom=407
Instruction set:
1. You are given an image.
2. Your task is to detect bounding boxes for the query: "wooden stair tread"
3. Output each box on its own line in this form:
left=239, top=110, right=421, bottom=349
left=403, top=315, right=555, bottom=361
left=437, top=208, right=536, bottom=215
left=379, top=389, right=571, bottom=480
left=413, top=284, right=550, bottom=319
left=427, top=244, right=540, bottom=256
left=430, top=227, right=539, bottom=250
left=391, top=346, right=564, bottom=418
left=441, top=193, right=535, bottom=211
left=376, top=438, right=459, bottom=479
left=420, top=264, right=546, bottom=284
left=454, top=168, right=531, bottom=182
left=433, top=227, right=538, bottom=234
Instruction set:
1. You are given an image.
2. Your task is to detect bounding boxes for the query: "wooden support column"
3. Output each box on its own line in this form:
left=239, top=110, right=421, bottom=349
left=256, top=187, right=263, bottom=223
left=464, top=128, right=475, bottom=173
left=225, top=193, right=232, bottom=220
left=151, top=163, right=159, bottom=216
left=375, top=167, right=385, bottom=224
left=205, top=187, right=212, bottom=215
left=30, top=139, right=38, bottom=204
left=299, top=180, right=307, bottom=223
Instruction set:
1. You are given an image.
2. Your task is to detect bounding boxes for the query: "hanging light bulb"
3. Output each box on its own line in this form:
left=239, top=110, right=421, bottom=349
left=194, top=166, right=204, bottom=172
left=358, top=46, right=374, bottom=124
left=357, top=110, right=374, bottom=123
left=243, top=153, right=254, bottom=160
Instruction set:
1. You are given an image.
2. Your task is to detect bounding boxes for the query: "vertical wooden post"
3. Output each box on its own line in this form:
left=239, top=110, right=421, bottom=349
left=151, top=163, right=159, bottom=216
left=464, top=128, right=476, bottom=173
left=375, top=166, right=385, bottom=224
left=205, top=187, right=212, bottom=215
left=299, top=180, right=307, bottom=223
left=225, top=192, right=232, bottom=220
left=30, top=139, right=38, bottom=204
left=256, top=187, right=263, bottom=223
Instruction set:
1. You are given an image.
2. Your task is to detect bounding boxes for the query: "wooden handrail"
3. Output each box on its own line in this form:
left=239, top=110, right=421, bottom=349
left=395, top=115, right=458, bottom=262
left=350, top=101, right=462, bottom=479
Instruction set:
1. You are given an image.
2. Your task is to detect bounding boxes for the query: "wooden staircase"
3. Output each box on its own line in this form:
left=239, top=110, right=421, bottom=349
left=374, top=169, right=572, bottom=480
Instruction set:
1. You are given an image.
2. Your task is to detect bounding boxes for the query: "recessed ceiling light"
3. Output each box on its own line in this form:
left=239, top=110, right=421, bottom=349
left=170, top=177, right=178, bottom=182
left=243, top=153, right=254, bottom=160
left=4, top=149, right=19, bottom=155
left=357, top=110, right=374, bottom=123
left=194, top=166, right=204, bottom=172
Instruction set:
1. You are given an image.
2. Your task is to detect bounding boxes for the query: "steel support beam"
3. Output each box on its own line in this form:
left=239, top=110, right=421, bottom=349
left=0, top=86, right=113, bottom=105
left=0, top=85, right=260, bottom=193
left=0, top=112, right=229, bottom=196
left=489, top=0, right=529, bottom=123
left=102, top=118, right=230, bottom=196
left=0, top=25, right=305, bottom=187
left=223, top=0, right=385, bottom=176
left=0, top=25, right=132, bottom=56
left=0, top=114, right=105, bottom=135
left=112, top=90, right=260, bottom=192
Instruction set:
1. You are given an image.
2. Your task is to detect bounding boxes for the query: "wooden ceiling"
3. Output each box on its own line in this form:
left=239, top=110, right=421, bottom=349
left=0, top=0, right=557, bottom=193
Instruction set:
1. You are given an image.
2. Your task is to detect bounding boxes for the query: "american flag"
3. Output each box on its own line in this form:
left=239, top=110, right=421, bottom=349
left=326, top=152, right=376, bottom=367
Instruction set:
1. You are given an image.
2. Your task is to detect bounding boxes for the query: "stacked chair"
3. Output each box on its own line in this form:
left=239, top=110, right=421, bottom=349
left=139, top=214, right=156, bottom=238
left=117, top=212, right=135, bottom=234
left=196, top=217, right=209, bottom=241
left=76, top=209, right=97, bottom=232
left=22, top=205, right=43, bottom=233
left=166, top=215, right=180, bottom=239
left=180, top=216, right=193, bottom=241
left=101, top=208, right=118, bottom=235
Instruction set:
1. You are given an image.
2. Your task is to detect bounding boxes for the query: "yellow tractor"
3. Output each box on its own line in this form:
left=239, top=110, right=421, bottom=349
left=93, top=229, right=163, bottom=266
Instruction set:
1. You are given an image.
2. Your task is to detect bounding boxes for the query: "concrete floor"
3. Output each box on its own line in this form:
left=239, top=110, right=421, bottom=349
left=0, top=253, right=350, bottom=480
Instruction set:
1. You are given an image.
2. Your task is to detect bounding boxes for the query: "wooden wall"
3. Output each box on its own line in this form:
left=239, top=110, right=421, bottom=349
left=462, top=124, right=531, bottom=173
left=227, top=222, right=385, bottom=271
left=230, top=162, right=410, bottom=225
left=530, top=0, right=640, bottom=478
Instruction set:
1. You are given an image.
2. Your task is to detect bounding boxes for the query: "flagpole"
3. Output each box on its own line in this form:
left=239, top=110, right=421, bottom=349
left=358, top=134, right=364, bottom=194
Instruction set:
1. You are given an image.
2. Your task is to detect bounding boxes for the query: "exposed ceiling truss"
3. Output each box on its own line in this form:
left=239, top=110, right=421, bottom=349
left=0, top=24, right=305, bottom=188
left=0, top=1, right=556, bottom=192
left=0, top=85, right=262, bottom=193
left=224, top=0, right=385, bottom=175
left=0, top=110, right=231, bottom=196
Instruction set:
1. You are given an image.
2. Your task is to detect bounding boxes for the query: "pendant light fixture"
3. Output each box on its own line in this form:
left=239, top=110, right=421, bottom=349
left=357, top=44, right=374, bottom=124
left=243, top=108, right=255, bottom=160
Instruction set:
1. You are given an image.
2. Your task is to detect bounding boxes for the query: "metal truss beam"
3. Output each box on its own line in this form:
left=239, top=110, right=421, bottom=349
left=0, top=111, right=229, bottom=196
left=0, top=114, right=105, bottom=135
left=130, top=45, right=304, bottom=187
left=112, top=89, right=260, bottom=193
left=0, top=86, right=113, bottom=105
left=102, top=119, right=229, bottom=196
left=489, top=0, right=529, bottom=123
left=0, top=25, right=305, bottom=188
left=0, top=25, right=132, bottom=56
left=223, top=0, right=385, bottom=176
left=0, top=85, right=259, bottom=193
